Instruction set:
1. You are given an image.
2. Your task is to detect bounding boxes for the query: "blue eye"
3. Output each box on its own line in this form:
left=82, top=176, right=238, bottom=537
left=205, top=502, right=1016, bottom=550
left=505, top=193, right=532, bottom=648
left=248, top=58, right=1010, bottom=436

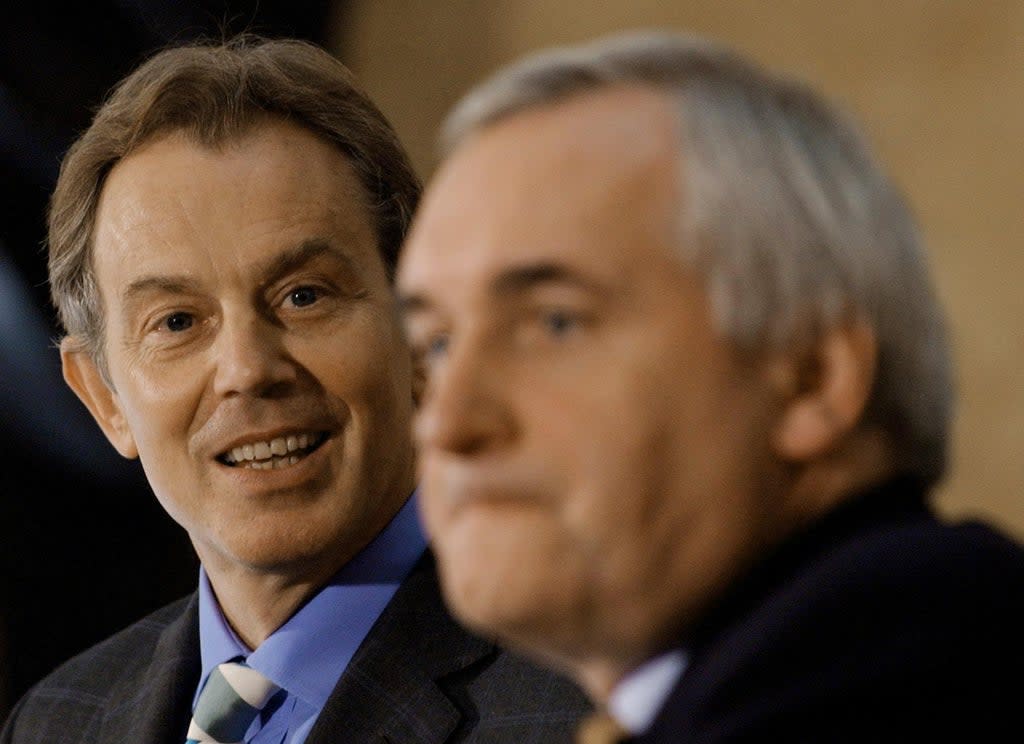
left=289, top=286, right=320, bottom=307
left=164, top=312, right=194, bottom=332
left=543, top=310, right=579, bottom=337
left=426, top=334, right=450, bottom=359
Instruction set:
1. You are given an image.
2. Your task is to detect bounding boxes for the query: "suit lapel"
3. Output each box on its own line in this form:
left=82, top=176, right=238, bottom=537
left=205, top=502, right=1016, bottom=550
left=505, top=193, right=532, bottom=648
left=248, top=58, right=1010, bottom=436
left=99, top=594, right=201, bottom=744
left=87, top=554, right=493, bottom=744
left=306, top=552, right=495, bottom=744
left=639, top=479, right=932, bottom=741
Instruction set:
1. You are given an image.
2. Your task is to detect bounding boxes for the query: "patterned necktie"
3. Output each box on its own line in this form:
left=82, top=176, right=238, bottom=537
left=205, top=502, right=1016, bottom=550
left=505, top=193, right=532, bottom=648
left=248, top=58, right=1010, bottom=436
left=185, top=660, right=281, bottom=744
left=575, top=709, right=630, bottom=744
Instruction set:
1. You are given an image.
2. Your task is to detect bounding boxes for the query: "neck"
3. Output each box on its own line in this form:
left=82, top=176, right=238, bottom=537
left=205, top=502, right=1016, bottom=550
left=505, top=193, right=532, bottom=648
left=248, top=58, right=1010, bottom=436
left=575, top=658, right=631, bottom=706
left=568, top=431, right=898, bottom=707
left=200, top=558, right=339, bottom=649
left=540, top=642, right=656, bottom=707
left=781, top=428, right=897, bottom=531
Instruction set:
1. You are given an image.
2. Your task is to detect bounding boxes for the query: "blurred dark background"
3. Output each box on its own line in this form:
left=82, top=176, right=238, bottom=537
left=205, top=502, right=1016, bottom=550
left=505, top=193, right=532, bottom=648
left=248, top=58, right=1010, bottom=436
left=0, top=0, right=344, bottom=719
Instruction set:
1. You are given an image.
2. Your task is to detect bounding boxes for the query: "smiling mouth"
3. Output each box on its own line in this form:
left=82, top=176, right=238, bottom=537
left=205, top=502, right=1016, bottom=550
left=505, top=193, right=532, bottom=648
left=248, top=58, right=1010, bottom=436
left=218, top=432, right=329, bottom=470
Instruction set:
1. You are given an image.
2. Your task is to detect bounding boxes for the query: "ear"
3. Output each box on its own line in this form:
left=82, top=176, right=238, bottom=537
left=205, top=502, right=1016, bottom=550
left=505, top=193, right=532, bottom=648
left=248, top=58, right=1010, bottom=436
left=60, top=339, right=139, bottom=459
left=768, top=319, right=878, bottom=462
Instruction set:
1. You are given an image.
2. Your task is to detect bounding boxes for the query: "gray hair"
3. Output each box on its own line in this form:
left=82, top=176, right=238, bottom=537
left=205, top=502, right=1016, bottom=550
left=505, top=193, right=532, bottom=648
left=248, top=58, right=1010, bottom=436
left=441, top=29, right=953, bottom=487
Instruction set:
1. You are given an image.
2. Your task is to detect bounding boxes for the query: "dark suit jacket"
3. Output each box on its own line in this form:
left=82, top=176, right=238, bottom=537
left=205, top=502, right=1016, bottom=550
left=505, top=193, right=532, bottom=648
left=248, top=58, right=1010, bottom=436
left=1, top=552, right=590, bottom=743
left=637, top=477, right=1024, bottom=743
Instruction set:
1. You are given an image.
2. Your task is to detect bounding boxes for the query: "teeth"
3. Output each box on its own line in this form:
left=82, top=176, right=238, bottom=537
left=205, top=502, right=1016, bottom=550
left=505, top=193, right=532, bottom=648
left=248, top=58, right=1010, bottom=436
left=224, top=433, right=320, bottom=465
left=245, top=455, right=301, bottom=470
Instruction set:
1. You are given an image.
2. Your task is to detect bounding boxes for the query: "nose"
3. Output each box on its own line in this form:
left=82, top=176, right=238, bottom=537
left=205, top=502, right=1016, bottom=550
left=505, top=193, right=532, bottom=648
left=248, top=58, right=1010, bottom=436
left=212, top=313, right=297, bottom=398
left=414, top=338, right=516, bottom=457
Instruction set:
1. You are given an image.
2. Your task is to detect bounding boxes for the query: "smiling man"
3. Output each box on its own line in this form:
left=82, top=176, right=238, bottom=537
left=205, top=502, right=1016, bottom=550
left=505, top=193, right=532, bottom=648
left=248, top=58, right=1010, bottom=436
left=0, top=36, right=588, bottom=744
left=398, top=31, right=1024, bottom=742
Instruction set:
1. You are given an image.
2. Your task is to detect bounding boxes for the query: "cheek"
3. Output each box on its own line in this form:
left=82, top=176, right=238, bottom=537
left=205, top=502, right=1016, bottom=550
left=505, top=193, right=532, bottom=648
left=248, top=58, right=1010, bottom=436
left=431, top=504, right=590, bottom=638
left=560, top=474, right=667, bottom=607
left=308, top=319, right=413, bottom=414
left=121, top=389, right=201, bottom=509
left=107, top=354, right=210, bottom=514
left=558, top=402, right=662, bottom=531
left=416, top=463, right=448, bottom=541
left=552, top=378, right=709, bottom=592
left=117, top=371, right=199, bottom=456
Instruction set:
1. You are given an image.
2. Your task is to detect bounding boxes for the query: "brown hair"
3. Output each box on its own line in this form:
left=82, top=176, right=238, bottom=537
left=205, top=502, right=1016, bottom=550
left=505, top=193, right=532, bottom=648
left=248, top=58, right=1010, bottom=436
left=49, top=34, right=420, bottom=364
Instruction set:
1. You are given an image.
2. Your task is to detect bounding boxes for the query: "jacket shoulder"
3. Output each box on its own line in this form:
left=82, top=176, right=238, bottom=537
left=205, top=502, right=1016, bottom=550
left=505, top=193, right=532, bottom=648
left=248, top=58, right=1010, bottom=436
left=310, top=550, right=591, bottom=744
left=646, top=511, right=1024, bottom=742
left=456, top=644, right=592, bottom=741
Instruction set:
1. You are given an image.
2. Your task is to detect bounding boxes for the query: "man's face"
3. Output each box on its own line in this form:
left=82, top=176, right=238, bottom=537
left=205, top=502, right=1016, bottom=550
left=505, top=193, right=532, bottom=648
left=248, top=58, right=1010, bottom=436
left=74, top=119, right=417, bottom=584
left=398, top=88, right=788, bottom=679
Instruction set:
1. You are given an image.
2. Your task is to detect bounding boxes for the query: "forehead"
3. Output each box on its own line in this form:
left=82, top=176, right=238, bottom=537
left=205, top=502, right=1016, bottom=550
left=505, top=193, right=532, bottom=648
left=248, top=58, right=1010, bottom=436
left=93, top=119, right=380, bottom=283
left=399, top=86, right=684, bottom=295
left=103, top=118, right=367, bottom=210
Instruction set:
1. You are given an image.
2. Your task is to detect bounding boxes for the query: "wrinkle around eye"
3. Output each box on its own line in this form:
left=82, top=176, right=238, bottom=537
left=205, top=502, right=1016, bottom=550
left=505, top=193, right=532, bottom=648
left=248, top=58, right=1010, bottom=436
left=136, top=309, right=209, bottom=353
left=273, top=277, right=368, bottom=315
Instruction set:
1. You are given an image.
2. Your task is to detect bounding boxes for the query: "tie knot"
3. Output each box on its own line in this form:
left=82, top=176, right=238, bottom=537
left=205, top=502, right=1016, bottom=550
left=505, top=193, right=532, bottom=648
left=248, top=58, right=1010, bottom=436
left=186, top=661, right=281, bottom=744
left=575, top=709, right=629, bottom=744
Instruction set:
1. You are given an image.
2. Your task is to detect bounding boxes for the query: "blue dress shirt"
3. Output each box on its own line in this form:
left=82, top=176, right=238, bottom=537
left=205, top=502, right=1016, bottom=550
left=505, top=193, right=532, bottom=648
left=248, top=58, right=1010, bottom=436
left=193, top=493, right=427, bottom=743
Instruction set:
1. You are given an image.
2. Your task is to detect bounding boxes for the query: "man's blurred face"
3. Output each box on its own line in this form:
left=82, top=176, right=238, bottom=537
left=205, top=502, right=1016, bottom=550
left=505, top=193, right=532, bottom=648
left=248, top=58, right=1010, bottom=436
left=398, top=87, right=788, bottom=684
left=75, top=119, right=417, bottom=586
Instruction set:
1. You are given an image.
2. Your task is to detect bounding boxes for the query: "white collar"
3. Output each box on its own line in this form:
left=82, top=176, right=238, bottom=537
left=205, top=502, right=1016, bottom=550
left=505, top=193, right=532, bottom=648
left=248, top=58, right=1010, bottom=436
left=607, top=650, right=688, bottom=734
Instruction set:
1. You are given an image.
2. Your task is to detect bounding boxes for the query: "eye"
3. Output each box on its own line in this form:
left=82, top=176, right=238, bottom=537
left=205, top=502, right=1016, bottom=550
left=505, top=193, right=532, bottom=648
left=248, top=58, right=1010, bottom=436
left=541, top=309, right=582, bottom=338
left=286, top=285, right=321, bottom=308
left=425, top=333, right=450, bottom=359
left=163, top=312, right=194, bottom=332
left=413, top=332, right=450, bottom=367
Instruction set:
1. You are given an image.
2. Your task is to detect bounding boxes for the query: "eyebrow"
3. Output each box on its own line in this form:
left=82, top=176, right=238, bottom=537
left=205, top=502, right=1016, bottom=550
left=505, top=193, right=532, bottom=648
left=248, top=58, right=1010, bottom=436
left=257, top=237, right=358, bottom=286
left=490, top=262, right=605, bottom=295
left=120, top=275, right=202, bottom=307
left=400, top=260, right=607, bottom=315
left=120, top=238, right=359, bottom=307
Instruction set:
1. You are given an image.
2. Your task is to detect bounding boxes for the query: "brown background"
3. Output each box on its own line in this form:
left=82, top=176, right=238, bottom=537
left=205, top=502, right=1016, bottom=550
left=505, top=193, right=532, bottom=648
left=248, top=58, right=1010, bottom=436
left=328, top=1, right=1024, bottom=539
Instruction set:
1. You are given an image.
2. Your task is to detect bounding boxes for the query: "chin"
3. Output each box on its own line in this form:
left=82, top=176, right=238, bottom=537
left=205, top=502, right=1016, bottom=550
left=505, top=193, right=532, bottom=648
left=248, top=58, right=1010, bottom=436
left=197, top=519, right=347, bottom=577
left=455, top=589, right=589, bottom=685
left=439, top=554, right=571, bottom=654
left=438, top=551, right=512, bottom=623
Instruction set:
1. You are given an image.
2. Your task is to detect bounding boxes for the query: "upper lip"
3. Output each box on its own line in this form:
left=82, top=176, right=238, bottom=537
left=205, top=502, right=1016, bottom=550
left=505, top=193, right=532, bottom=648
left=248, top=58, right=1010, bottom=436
left=428, top=460, right=548, bottom=507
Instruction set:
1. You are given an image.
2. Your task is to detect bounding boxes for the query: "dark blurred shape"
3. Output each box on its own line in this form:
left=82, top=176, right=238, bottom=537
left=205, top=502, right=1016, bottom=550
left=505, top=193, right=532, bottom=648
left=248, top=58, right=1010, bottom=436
left=0, top=0, right=344, bottom=718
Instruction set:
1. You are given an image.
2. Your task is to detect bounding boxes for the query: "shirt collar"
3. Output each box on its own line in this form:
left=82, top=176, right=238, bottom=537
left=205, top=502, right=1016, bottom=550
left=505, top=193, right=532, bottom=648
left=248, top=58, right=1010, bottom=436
left=608, top=649, right=688, bottom=735
left=196, top=491, right=427, bottom=709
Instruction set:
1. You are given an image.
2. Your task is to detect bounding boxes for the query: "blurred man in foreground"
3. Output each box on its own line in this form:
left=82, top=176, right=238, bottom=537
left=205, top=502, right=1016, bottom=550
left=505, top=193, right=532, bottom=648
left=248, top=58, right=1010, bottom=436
left=398, top=30, right=1024, bottom=742
left=0, top=36, right=587, bottom=744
